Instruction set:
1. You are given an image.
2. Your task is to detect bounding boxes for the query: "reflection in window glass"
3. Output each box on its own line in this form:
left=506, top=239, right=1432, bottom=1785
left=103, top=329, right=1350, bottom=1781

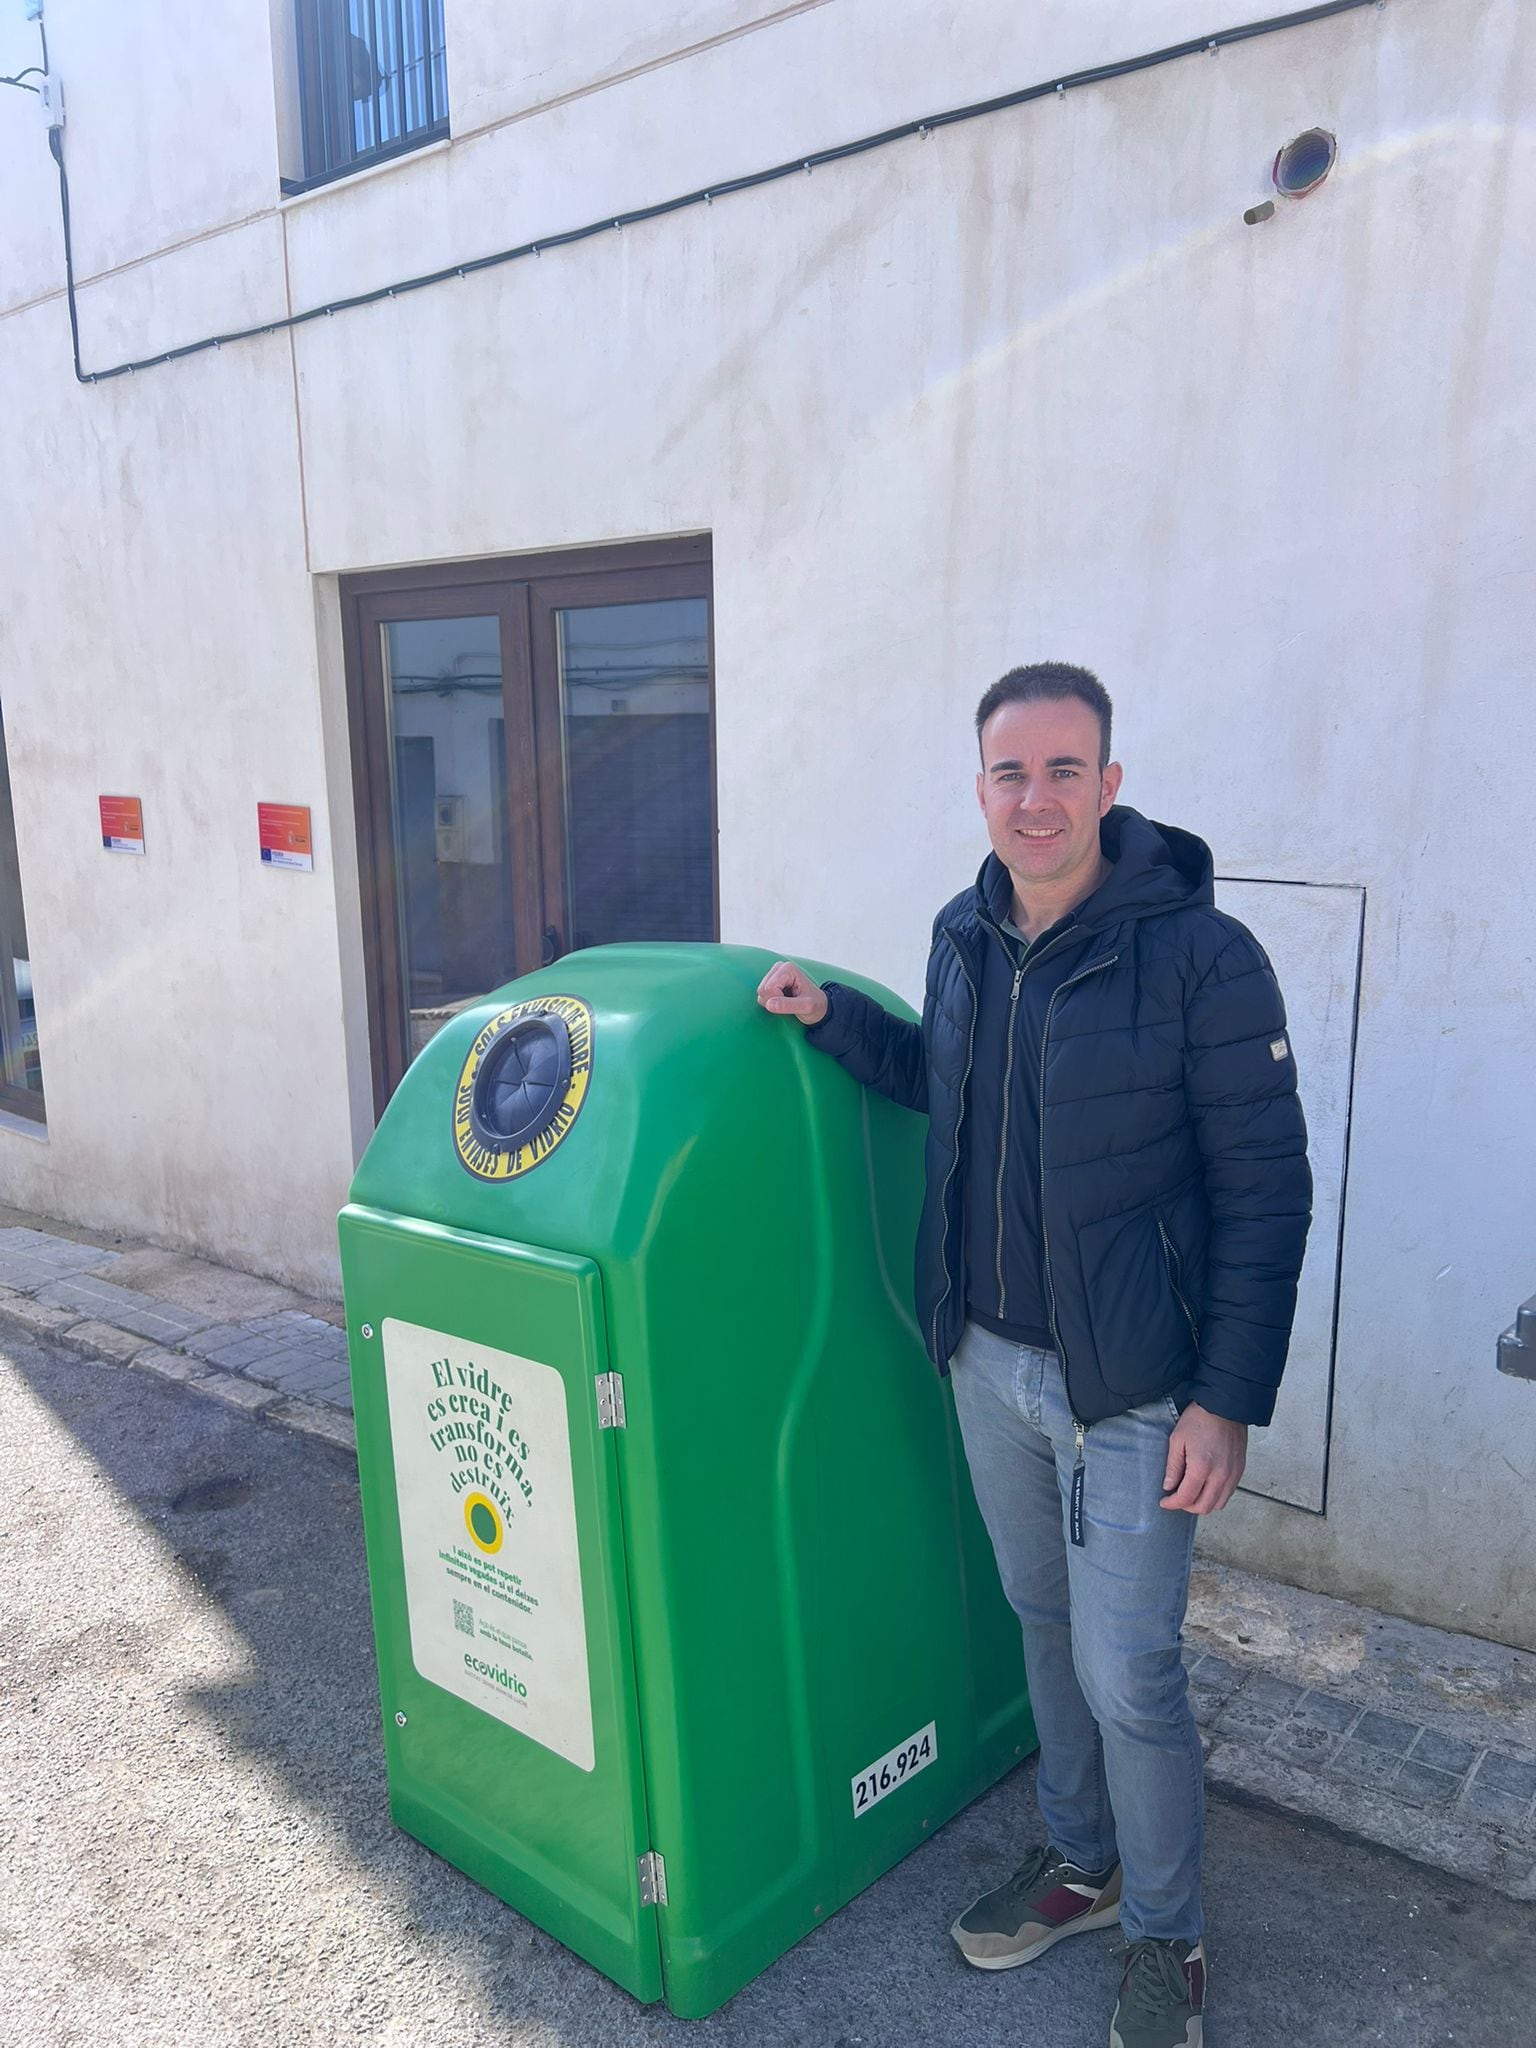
left=0, top=703, right=44, bottom=1118
left=557, top=599, right=713, bottom=951
left=383, top=616, right=515, bottom=1055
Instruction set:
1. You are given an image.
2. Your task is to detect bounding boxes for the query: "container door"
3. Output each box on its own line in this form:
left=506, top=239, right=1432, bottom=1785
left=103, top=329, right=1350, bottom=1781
left=340, top=1207, right=661, bottom=2003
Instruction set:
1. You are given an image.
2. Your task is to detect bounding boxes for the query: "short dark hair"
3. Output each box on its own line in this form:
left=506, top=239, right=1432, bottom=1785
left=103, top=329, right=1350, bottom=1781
left=975, top=662, right=1114, bottom=771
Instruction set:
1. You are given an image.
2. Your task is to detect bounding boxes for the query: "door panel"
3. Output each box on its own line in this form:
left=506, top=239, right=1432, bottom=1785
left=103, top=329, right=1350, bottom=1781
left=382, top=614, right=521, bottom=1055
left=340, top=1210, right=663, bottom=2002
left=1215, top=879, right=1365, bottom=1513
left=553, top=596, right=714, bottom=953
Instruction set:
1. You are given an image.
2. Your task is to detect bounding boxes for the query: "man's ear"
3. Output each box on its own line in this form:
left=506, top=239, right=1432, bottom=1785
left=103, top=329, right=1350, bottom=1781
left=1100, top=761, right=1124, bottom=813
left=976, top=770, right=987, bottom=813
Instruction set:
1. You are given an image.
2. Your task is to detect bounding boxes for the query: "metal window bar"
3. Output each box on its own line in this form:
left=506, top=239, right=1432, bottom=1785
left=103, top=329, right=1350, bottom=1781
left=294, top=0, right=446, bottom=187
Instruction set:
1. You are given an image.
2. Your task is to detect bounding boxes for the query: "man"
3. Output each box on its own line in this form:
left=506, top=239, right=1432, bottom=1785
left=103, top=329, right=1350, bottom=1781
left=756, top=663, right=1310, bottom=2048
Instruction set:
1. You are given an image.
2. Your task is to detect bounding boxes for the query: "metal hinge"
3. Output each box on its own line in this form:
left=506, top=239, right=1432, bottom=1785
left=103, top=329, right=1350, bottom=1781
left=637, top=1850, right=667, bottom=1906
left=595, top=1371, right=627, bottom=1429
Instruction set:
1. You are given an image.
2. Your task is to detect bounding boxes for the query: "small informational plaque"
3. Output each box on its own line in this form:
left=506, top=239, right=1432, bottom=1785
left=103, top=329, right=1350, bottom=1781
left=257, top=802, right=313, bottom=871
left=382, top=1317, right=594, bottom=1770
left=99, top=795, right=145, bottom=854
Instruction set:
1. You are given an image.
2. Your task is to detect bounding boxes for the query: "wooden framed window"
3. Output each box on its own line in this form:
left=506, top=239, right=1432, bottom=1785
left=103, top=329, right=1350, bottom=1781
left=342, top=536, right=716, bottom=1115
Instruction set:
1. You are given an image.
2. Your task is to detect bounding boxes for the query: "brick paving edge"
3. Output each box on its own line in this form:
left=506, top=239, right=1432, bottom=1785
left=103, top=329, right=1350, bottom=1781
left=0, top=1303, right=357, bottom=1456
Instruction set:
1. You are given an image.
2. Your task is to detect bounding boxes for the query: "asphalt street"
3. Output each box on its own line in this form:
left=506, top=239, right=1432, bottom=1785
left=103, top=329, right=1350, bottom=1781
left=1, top=1329, right=1529, bottom=2048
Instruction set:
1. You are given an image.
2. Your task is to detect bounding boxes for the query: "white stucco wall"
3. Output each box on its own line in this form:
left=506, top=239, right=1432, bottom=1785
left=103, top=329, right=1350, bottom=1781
left=0, top=0, right=1531, bottom=1642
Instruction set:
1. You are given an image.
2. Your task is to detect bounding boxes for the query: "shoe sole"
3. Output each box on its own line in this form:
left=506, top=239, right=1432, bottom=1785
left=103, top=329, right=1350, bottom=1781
left=950, top=1895, right=1121, bottom=1971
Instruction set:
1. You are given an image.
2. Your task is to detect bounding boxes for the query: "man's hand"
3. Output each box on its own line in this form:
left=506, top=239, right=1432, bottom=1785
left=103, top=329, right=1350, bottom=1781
left=1161, top=1404, right=1248, bottom=1515
left=756, top=960, right=829, bottom=1027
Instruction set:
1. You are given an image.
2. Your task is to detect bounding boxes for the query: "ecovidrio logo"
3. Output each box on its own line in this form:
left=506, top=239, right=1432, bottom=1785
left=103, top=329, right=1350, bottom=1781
left=465, top=1652, right=528, bottom=1700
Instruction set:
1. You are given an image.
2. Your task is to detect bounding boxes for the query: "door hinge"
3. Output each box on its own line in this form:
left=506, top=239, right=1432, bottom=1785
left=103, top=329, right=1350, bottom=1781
left=638, top=1850, right=667, bottom=1905
left=595, top=1371, right=627, bottom=1429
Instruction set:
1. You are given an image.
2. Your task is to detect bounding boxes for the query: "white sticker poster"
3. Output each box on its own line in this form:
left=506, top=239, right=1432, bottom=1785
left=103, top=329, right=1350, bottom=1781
left=382, top=1317, right=594, bottom=1771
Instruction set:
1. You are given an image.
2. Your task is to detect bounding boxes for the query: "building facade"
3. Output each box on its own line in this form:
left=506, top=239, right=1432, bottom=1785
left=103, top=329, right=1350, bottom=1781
left=1, top=0, right=1532, bottom=1643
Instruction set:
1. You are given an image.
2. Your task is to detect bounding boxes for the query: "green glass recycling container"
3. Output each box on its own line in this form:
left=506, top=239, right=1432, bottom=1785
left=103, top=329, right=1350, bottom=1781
left=339, top=943, right=1034, bottom=2018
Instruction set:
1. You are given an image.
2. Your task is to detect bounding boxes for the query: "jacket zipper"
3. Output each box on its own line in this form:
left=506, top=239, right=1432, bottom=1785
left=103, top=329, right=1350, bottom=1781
left=993, top=961, right=1025, bottom=1316
left=930, top=931, right=979, bottom=1361
left=985, top=919, right=1075, bottom=1317
left=1156, top=1214, right=1201, bottom=1345
left=1037, top=950, right=1120, bottom=1544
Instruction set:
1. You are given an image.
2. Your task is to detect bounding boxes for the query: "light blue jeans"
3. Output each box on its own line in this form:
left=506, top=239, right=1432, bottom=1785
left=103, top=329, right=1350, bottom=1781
left=950, top=1321, right=1204, bottom=1944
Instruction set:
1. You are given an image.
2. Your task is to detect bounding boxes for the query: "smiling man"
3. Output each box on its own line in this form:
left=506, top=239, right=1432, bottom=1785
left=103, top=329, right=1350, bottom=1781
left=757, top=662, right=1311, bottom=2048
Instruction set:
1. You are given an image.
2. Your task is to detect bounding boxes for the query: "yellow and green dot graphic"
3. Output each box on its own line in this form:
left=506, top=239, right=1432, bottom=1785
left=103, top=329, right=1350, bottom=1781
left=464, top=1491, right=505, bottom=1554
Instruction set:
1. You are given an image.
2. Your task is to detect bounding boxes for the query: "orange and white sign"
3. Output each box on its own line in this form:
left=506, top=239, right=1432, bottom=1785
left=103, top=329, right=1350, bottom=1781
left=99, top=795, right=145, bottom=855
left=257, top=802, right=313, bottom=872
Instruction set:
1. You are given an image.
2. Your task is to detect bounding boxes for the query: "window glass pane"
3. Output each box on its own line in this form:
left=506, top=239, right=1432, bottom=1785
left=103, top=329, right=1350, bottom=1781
left=556, top=599, right=713, bottom=951
left=382, top=616, right=516, bottom=1057
left=301, top=0, right=446, bottom=183
left=0, top=704, right=44, bottom=1115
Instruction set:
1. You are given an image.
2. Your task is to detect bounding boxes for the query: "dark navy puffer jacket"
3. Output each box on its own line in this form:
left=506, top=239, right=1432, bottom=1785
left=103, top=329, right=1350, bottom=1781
left=806, top=807, right=1312, bottom=1427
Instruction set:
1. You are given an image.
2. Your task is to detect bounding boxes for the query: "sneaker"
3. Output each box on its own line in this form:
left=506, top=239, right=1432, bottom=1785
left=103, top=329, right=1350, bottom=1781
left=950, top=1844, right=1122, bottom=1969
left=1109, top=1936, right=1207, bottom=2048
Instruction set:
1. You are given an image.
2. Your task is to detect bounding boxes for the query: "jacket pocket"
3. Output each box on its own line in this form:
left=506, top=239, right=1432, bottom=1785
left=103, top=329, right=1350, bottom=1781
left=1076, top=1201, right=1199, bottom=1397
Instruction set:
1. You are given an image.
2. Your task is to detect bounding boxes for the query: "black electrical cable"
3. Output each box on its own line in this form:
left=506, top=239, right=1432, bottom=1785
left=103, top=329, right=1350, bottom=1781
left=38, top=0, right=1379, bottom=388
left=1, top=70, right=43, bottom=91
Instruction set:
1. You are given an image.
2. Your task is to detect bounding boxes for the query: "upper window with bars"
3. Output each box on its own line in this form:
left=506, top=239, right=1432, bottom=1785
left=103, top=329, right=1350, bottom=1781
left=286, top=0, right=449, bottom=194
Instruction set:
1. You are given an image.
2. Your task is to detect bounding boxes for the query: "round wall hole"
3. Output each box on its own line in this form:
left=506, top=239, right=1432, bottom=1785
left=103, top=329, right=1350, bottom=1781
left=1273, top=128, right=1336, bottom=196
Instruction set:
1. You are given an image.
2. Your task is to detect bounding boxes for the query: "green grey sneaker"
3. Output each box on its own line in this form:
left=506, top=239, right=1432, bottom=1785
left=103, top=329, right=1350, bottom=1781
left=1109, top=1936, right=1207, bottom=2047
left=950, top=1843, right=1122, bottom=1969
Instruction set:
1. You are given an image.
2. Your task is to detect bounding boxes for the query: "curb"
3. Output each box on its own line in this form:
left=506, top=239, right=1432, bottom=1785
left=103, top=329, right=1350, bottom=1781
left=1, top=1303, right=357, bottom=1455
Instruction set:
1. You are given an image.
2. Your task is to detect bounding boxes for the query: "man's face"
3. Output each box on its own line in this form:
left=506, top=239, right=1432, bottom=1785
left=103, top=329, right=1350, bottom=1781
left=975, top=697, right=1122, bottom=893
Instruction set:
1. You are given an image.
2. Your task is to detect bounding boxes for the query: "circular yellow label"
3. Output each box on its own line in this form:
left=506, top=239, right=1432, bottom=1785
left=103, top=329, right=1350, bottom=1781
left=452, top=995, right=593, bottom=1182
left=464, top=1491, right=505, bottom=1554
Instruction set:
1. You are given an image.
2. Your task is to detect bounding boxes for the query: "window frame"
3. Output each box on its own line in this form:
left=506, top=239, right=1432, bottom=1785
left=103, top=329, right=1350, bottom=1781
left=284, top=0, right=451, bottom=198
left=341, top=535, right=717, bottom=1118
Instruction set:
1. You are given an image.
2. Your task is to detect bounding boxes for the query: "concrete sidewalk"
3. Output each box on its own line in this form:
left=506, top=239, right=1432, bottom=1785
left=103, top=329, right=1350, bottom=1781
left=1, top=1201, right=1533, bottom=1913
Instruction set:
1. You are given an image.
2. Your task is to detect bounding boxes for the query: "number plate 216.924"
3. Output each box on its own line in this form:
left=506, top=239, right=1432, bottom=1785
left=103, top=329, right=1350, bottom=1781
left=851, top=1721, right=937, bottom=1817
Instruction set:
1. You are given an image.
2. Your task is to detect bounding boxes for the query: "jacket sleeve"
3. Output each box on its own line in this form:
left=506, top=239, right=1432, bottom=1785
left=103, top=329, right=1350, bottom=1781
left=1182, top=930, right=1312, bottom=1426
left=803, top=981, right=928, bottom=1115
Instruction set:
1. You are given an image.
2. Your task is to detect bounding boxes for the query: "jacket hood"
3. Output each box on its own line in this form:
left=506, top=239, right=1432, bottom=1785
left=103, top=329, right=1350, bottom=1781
left=975, top=805, right=1213, bottom=932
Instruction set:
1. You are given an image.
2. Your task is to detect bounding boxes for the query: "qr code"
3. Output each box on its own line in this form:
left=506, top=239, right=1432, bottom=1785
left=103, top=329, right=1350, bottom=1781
left=453, top=1599, right=475, bottom=1639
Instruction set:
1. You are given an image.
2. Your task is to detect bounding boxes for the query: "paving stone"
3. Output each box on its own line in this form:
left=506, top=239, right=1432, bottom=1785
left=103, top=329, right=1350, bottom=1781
left=1475, top=1751, right=1536, bottom=1803
left=0, top=1229, right=119, bottom=1280
left=33, top=1274, right=215, bottom=1341
left=132, top=1348, right=217, bottom=1385
left=1407, top=1728, right=1479, bottom=1778
left=194, top=1370, right=282, bottom=1415
left=1188, top=1679, right=1234, bottom=1725
left=1292, top=1691, right=1361, bottom=1736
left=1214, top=1695, right=1287, bottom=1742
left=61, top=1319, right=149, bottom=1363
left=199, top=1336, right=287, bottom=1371
left=179, top=1324, right=247, bottom=1361
left=256, top=1355, right=352, bottom=1400
left=1354, top=1708, right=1421, bottom=1755
left=1266, top=1719, right=1344, bottom=1769
left=1458, top=1779, right=1536, bottom=1834
left=0, top=1294, right=79, bottom=1336
left=244, top=1349, right=333, bottom=1387
left=1395, top=1761, right=1463, bottom=1809
left=1190, top=1653, right=1244, bottom=1694
left=269, top=1398, right=357, bottom=1452
left=1324, top=1740, right=1404, bottom=1793
left=1239, top=1672, right=1306, bottom=1716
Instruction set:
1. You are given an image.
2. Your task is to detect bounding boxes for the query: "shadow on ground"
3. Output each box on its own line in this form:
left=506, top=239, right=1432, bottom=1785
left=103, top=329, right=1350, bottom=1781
left=3, top=1331, right=1531, bottom=2048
